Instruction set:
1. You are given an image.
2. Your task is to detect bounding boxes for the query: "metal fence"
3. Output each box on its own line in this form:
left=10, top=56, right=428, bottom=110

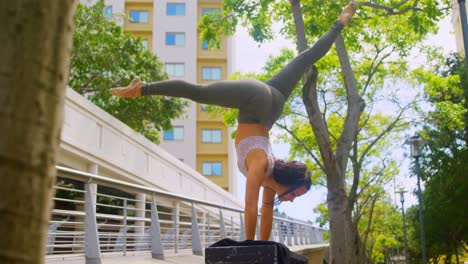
left=47, top=166, right=325, bottom=262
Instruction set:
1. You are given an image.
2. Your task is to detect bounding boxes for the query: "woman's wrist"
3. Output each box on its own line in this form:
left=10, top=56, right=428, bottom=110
left=136, top=85, right=142, bottom=97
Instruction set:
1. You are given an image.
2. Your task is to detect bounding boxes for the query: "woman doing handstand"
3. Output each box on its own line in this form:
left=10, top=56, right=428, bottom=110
left=110, top=2, right=356, bottom=241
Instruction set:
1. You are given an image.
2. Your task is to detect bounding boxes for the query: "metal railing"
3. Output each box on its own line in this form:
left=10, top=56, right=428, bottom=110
left=47, top=166, right=325, bottom=262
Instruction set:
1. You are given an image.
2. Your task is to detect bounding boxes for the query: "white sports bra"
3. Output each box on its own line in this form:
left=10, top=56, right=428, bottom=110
left=236, top=136, right=275, bottom=177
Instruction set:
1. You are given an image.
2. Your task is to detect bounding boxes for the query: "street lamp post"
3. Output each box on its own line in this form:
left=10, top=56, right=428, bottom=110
left=405, top=134, right=427, bottom=264
left=396, top=188, right=408, bottom=264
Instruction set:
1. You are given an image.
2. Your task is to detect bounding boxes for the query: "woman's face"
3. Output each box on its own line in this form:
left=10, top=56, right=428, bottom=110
left=279, top=185, right=308, bottom=202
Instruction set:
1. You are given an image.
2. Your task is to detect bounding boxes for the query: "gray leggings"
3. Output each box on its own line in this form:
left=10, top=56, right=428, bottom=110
left=142, top=21, right=344, bottom=128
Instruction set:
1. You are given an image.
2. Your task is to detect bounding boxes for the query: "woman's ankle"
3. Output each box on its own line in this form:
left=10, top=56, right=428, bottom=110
left=338, top=2, right=357, bottom=26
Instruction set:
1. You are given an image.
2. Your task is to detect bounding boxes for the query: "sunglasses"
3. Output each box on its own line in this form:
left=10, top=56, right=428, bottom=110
left=272, top=185, right=302, bottom=206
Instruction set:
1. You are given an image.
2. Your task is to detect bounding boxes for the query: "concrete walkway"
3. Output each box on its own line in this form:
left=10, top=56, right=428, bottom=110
left=46, top=244, right=329, bottom=264
left=47, top=254, right=205, bottom=264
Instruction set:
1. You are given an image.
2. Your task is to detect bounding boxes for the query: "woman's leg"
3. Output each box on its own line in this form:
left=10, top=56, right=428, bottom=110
left=141, top=79, right=268, bottom=110
left=265, top=21, right=344, bottom=99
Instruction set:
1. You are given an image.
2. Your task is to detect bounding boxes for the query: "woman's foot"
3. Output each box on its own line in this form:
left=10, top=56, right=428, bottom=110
left=338, top=1, right=357, bottom=26
left=110, top=78, right=143, bottom=98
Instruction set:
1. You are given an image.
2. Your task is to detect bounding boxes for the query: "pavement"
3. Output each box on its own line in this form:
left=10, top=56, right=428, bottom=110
left=46, top=244, right=329, bottom=264
left=47, top=254, right=205, bottom=264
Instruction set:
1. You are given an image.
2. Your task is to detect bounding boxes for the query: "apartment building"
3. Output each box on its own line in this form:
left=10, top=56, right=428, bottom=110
left=451, top=0, right=467, bottom=54
left=103, top=0, right=237, bottom=196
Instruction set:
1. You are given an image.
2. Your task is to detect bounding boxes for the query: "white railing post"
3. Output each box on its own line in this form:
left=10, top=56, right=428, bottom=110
left=256, top=216, right=260, bottom=240
left=299, top=225, right=305, bottom=245
left=219, top=208, right=226, bottom=239
left=122, top=199, right=128, bottom=256
left=239, top=213, right=245, bottom=241
left=191, top=202, right=203, bottom=256
left=173, top=202, right=180, bottom=253
left=286, top=222, right=292, bottom=246
left=230, top=216, right=234, bottom=239
left=293, top=223, right=299, bottom=246
left=278, top=221, right=284, bottom=244
left=207, top=212, right=212, bottom=245
left=84, top=185, right=101, bottom=263
left=135, top=193, right=146, bottom=246
left=269, top=219, right=274, bottom=241
left=84, top=164, right=101, bottom=264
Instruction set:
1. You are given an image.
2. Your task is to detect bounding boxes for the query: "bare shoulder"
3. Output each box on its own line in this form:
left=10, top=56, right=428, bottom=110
left=245, top=149, right=269, bottom=172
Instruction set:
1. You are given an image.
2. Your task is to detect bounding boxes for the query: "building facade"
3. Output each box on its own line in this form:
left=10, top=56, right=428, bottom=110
left=103, top=0, right=237, bottom=196
left=451, top=0, right=467, bottom=54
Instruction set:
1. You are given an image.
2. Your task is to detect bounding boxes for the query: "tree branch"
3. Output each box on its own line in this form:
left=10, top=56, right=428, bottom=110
left=360, top=0, right=423, bottom=15
left=362, top=45, right=394, bottom=95
left=348, top=133, right=361, bottom=210
left=362, top=193, right=379, bottom=247
left=276, top=122, right=325, bottom=171
left=303, top=68, right=336, bottom=176
left=358, top=103, right=410, bottom=166
left=335, top=34, right=366, bottom=175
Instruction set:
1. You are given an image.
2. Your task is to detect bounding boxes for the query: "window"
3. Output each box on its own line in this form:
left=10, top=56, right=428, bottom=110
left=201, top=8, right=221, bottom=16
left=129, top=10, right=149, bottom=23
left=202, top=40, right=209, bottom=50
left=165, top=63, right=185, bottom=77
left=202, top=67, right=221, bottom=80
left=167, top=3, right=185, bottom=16
left=142, top=39, right=148, bottom=49
left=166, top=33, right=185, bottom=46
left=163, top=126, right=184, bottom=140
left=202, top=39, right=219, bottom=50
left=202, top=129, right=222, bottom=143
left=103, top=6, right=113, bottom=18
left=202, top=162, right=222, bottom=176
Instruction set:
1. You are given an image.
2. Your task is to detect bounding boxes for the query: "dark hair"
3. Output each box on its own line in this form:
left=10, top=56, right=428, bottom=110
left=272, top=160, right=312, bottom=191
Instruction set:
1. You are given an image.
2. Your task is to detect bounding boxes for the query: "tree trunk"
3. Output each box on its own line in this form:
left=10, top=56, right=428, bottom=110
left=327, top=180, right=354, bottom=263
left=0, top=1, right=77, bottom=264
left=289, top=1, right=365, bottom=263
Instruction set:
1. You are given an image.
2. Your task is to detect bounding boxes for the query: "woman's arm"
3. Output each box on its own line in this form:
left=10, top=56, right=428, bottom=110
left=244, top=150, right=269, bottom=240
left=260, top=187, right=276, bottom=240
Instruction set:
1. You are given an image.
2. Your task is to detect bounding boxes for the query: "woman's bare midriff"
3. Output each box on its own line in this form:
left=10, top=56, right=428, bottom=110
left=235, top=123, right=270, bottom=145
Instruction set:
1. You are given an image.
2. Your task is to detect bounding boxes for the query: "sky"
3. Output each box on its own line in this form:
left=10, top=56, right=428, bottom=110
left=233, top=15, right=458, bottom=224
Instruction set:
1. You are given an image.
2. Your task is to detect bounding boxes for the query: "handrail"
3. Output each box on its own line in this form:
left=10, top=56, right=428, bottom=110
left=57, top=166, right=244, bottom=213
left=48, top=165, right=326, bottom=262
left=56, top=165, right=325, bottom=229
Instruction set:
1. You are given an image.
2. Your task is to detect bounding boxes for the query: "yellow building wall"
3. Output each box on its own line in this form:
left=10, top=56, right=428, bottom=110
left=124, top=3, right=153, bottom=32
left=197, top=122, right=228, bottom=154
left=197, top=104, right=223, bottom=121
left=197, top=154, right=229, bottom=189
left=196, top=0, right=231, bottom=192
left=196, top=61, right=227, bottom=84
left=126, top=0, right=152, bottom=3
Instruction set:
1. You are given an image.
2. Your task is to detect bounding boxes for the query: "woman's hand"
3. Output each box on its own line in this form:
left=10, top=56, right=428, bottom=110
left=109, top=78, right=142, bottom=98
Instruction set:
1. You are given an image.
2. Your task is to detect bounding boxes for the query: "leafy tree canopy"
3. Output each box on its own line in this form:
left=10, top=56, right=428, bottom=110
left=69, top=0, right=186, bottom=143
left=409, top=52, right=468, bottom=263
